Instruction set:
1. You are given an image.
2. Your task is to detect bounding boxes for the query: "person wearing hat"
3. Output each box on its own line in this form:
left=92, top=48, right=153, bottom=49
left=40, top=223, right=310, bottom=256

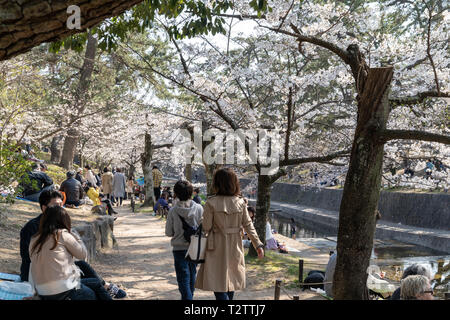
left=59, top=171, right=85, bottom=208
left=75, top=167, right=86, bottom=185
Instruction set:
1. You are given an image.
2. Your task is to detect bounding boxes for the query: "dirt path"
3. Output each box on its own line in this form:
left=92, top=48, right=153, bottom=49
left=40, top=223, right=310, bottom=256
left=0, top=199, right=325, bottom=300
left=89, top=202, right=325, bottom=300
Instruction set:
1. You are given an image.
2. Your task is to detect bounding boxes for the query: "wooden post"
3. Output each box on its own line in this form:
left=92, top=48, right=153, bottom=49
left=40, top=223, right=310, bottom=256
left=293, top=296, right=299, bottom=300
left=274, top=280, right=282, bottom=300
left=299, top=259, right=304, bottom=288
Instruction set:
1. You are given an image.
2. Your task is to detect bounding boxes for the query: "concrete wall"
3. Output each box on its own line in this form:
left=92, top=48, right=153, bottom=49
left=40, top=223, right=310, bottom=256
left=73, top=216, right=117, bottom=263
left=241, top=178, right=450, bottom=231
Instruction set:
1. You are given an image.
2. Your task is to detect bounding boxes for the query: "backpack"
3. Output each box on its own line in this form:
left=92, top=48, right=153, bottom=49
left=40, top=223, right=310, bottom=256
left=178, top=215, right=199, bottom=243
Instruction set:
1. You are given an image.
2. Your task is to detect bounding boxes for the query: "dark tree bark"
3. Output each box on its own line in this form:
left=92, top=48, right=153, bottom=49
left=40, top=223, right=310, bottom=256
left=0, top=0, right=144, bottom=61
left=185, top=163, right=192, bottom=182
left=59, top=32, right=97, bottom=169
left=59, top=128, right=78, bottom=169
left=248, top=174, right=271, bottom=257
left=334, top=67, right=394, bottom=300
left=50, top=134, right=63, bottom=163
left=140, top=131, right=155, bottom=208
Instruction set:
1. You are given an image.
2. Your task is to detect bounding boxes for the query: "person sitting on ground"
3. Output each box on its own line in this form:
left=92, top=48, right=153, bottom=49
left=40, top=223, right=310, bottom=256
left=154, top=192, right=170, bottom=216
left=59, top=171, right=84, bottom=208
left=29, top=206, right=113, bottom=300
left=165, top=180, right=204, bottom=300
left=75, top=168, right=85, bottom=186
left=20, top=163, right=54, bottom=202
left=166, top=187, right=173, bottom=204
left=84, top=182, right=101, bottom=206
left=400, top=275, right=434, bottom=300
left=192, top=188, right=202, bottom=204
left=390, top=263, right=432, bottom=300
left=265, top=218, right=278, bottom=250
left=20, top=189, right=126, bottom=298
left=84, top=183, right=118, bottom=217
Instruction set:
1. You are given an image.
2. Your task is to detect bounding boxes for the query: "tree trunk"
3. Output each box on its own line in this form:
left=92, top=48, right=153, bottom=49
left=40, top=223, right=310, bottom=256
left=248, top=173, right=272, bottom=257
left=0, top=0, right=144, bottom=61
left=141, top=132, right=155, bottom=208
left=185, top=163, right=192, bottom=182
left=333, top=67, right=394, bottom=300
left=50, top=135, right=63, bottom=163
left=128, top=163, right=136, bottom=178
left=204, top=163, right=219, bottom=196
left=58, top=33, right=97, bottom=170
left=59, top=128, right=78, bottom=170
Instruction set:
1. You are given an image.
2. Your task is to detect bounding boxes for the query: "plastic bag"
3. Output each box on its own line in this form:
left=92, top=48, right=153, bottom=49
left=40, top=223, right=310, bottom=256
left=0, top=281, right=35, bottom=300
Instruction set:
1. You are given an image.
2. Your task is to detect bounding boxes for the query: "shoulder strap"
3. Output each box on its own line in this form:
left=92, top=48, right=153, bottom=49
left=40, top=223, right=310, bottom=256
left=177, top=214, right=191, bottom=230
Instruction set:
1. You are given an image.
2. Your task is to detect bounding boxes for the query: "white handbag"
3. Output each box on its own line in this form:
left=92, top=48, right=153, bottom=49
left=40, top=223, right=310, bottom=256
left=185, top=225, right=207, bottom=263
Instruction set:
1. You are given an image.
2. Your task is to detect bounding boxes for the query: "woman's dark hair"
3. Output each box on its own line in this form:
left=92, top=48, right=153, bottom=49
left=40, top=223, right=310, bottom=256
left=38, top=189, right=63, bottom=211
left=84, top=165, right=91, bottom=170
left=194, top=188, right=200, bottom=194
left=247, top=206, right=256, bottom=214
left=31, top=206, right=72, bottom=255
left=213, top=168, right=240, bottom=196
left=173, top=180, right=193, bottom=201
left=103, top=167, right=109, bottom=173
left=116, top=168, right=121, bottom=172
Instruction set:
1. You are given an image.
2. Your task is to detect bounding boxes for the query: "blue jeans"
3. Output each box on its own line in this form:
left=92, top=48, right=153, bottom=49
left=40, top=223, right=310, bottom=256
left=81, top=278, right=112, bottom=300
left=40, top=283, right=96, bottom=300
left=214, top=291, right=235, bottom=300
left=24, top=185, right=54, bottom=202
left=69, top=283, right=97, bottom=300
left=173, top=250, right=197, bottom=300
left=75, top=260, right=105, bottom=286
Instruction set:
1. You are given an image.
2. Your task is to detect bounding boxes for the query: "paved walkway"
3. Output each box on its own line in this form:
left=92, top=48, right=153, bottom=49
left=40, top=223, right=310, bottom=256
left=90, top=202, right=326, bottom=300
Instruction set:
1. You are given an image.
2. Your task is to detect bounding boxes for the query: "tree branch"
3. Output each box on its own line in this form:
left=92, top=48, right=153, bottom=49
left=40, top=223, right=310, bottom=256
left=389, top=91, right=449, bottom=107
left=279, top=149, right=351, bottom=166
left=379, top=130, right=450, bottom=144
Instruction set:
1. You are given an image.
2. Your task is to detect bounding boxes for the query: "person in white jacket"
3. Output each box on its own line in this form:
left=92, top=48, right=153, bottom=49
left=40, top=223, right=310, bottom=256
left=29, top=206, right=111, bottom=300
left=84, top=165, right=97, bottom=188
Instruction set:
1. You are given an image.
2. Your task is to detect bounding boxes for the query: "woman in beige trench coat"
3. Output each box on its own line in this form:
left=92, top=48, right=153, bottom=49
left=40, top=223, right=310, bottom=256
left=195, top=168, right=264, bottom=300
left=101, top=167, right=114, bottom=200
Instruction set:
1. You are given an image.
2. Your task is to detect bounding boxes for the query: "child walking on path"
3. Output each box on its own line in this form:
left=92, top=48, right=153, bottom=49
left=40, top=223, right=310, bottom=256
left=165, top=180, right=203, bottom=300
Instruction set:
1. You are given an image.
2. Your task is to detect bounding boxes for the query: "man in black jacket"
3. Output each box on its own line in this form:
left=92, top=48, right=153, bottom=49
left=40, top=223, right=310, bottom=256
left=60, top=171, right=84, bottom=207
left=21, top=163, right=54, bottom=202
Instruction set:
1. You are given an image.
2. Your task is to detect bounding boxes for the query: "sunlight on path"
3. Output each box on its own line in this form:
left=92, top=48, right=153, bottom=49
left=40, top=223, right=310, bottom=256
left=91, top=201, right=321, bottom=300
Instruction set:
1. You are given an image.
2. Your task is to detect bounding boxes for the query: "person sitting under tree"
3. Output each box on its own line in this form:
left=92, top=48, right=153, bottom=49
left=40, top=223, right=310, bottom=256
left=20, top=189, right=126, bottom=299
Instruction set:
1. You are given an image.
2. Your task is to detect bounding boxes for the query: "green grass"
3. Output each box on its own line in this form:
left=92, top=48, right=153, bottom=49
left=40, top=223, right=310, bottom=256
left=46, top=164, right=67, bottom=185
left=244, top=249, right=301, bottom=289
